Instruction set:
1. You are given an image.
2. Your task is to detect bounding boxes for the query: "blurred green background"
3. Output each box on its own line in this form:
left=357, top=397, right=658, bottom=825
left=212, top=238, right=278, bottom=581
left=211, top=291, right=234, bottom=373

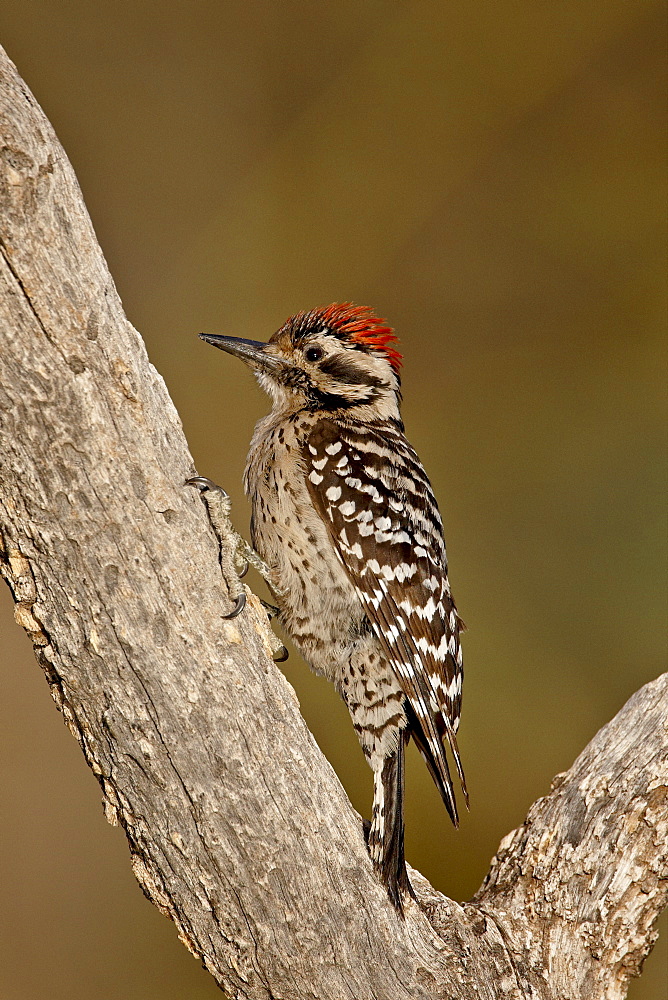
left=0, top=2, right=665, bottom=998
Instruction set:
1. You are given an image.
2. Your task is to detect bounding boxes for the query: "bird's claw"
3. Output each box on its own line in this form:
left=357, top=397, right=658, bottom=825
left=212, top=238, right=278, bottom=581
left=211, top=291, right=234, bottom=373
left=260, top=598, right=280, bottom=620
left=187, top=475, right=244, bottom=612
left=186, top=476, right=284, bottom=655
left=222, top=591, right=246, bottom=619
left=185, top=476, right=229, bottom=498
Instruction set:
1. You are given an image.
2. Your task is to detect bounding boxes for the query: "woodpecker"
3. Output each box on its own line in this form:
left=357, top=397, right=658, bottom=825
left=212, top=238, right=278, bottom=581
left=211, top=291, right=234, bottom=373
left=197, top=303, right=467, bottom=912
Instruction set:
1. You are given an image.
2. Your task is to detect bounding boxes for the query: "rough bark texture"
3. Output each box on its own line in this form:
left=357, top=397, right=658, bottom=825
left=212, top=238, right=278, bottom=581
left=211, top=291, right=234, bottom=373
left=0, top=45, right=665, bottom=1000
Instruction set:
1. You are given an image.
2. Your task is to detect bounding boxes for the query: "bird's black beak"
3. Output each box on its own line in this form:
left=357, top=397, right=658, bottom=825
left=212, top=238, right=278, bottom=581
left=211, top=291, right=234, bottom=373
left=199, top=334, right=286, bottom=376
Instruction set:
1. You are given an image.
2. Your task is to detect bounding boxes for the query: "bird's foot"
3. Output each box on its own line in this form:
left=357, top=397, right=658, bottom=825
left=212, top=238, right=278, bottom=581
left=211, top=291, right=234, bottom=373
left=257, top=597, right=288, bottom=661
left=186, top=477, right=288, bottom=660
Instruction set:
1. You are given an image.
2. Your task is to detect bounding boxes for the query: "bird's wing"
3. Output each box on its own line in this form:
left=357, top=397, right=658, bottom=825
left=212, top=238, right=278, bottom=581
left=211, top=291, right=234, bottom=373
left=304, top=417, right=467, bottom=822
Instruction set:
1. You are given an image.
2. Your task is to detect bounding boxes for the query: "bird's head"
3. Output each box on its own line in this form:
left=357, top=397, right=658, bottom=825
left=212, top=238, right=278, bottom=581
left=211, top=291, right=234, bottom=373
left=200, top=303, right=403, bottom=421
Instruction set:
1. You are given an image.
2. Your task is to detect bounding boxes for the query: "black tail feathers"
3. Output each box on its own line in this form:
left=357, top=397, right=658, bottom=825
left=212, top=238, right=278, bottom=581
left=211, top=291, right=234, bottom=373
left=366, top=732, right=415, bottom=915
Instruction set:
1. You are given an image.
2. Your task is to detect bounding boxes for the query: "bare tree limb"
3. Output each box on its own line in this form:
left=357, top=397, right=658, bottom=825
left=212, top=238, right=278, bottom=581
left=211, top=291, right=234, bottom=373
left=0, top=45, right=665, bottom=1000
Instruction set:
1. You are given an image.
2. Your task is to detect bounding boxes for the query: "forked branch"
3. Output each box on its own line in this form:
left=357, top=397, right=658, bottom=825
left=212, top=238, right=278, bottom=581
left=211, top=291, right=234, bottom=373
left=0, top=46, right=665, bottom=1000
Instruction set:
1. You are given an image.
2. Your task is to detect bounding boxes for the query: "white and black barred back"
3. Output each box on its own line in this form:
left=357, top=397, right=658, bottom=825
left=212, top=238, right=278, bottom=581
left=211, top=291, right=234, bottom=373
left=203, top=304, right=467, bottom=912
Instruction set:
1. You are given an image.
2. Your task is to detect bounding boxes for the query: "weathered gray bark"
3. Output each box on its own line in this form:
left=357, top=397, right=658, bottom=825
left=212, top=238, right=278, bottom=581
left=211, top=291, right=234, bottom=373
left=0, top=45, right=665, bottom=1000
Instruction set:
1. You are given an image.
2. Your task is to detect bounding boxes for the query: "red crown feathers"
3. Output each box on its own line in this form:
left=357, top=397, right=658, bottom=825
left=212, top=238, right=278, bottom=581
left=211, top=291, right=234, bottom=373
left=319, top=304, right=402, bottom=372
left=289, top=303, right=403, bottom=373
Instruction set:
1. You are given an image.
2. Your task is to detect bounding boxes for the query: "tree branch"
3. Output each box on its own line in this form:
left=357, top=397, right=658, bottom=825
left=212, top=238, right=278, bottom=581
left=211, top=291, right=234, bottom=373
left=0, top=45, right=665, bottom=1000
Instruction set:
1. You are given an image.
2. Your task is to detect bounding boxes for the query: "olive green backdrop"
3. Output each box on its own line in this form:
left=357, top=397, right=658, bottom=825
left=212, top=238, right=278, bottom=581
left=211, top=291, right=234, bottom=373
left=0, top=3, right=665, bottom=998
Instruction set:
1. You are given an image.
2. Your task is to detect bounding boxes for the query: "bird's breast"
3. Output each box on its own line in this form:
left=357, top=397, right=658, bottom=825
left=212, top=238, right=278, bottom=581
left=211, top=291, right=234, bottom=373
left=244, top=415, right=363, bottom=678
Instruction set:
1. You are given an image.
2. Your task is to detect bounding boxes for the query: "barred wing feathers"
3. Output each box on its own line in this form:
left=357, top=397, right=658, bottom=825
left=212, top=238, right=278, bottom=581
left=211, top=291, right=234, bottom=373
left=304, top=418, right=467, bottom=824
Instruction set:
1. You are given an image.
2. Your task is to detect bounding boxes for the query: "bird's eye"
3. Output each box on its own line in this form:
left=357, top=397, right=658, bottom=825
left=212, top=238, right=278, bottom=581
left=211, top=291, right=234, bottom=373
left=305, top=346, right=324, bottom=363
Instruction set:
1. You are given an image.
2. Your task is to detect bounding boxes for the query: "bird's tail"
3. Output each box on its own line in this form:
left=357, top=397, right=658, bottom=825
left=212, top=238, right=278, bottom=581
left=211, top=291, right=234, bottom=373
left=368, top=731, right=414, bottom=914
